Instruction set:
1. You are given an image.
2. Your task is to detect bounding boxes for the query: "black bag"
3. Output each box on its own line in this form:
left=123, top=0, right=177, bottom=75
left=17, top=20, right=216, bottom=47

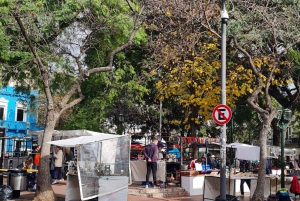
left=0, top=185, right=13, bottom=200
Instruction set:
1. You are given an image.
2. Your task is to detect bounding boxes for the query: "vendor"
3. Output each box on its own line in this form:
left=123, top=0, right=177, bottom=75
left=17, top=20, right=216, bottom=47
left=207, top=154, right=217, bottom=169
left=166, top=143, right=181, bottom=159
left=189, top=158, right=198, bottom=169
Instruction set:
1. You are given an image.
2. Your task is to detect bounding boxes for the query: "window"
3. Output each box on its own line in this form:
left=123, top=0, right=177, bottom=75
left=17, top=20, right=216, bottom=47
left=0, top=108, right=4, bottom=120
left=0, top=98, right=8, bottom=120
left=15, top=102, right=26, bottom=122
left=16, top=109, right=24, bottom=121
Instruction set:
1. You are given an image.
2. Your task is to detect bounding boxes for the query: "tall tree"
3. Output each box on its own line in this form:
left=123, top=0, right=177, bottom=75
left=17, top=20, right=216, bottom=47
left=141, top=0, right=254, bottom=135
left=228, top=0, right=300, bottom=200
left=0, top=0, right=144, bottom=200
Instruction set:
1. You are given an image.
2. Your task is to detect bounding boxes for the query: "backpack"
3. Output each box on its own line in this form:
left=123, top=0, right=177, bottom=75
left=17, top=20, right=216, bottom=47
left=276, top=188, right=291, bottom=201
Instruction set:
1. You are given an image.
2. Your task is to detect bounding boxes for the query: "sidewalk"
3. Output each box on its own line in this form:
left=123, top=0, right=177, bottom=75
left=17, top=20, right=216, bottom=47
left=7, top=179, right=250, bottom=201
left=14, top=185, right=250, bottom=201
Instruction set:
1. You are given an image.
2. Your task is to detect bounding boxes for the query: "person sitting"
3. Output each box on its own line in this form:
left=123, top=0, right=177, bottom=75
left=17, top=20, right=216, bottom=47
left=166, top=143, right=181, bottom=159
left=17, top=157, right=36, bottom=191
left=18, top=157, right=34, bottom=169
left=189, top=158, right=198, bottom=169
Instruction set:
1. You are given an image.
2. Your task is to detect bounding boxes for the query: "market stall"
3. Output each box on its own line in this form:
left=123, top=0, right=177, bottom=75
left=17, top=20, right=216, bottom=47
left=179, top=137, right=220, bottom=195
left=48, top=131, right=130, bottom=201
left=202, top=142, right=260, bottom=198
left=130, top=160, right=166, bottom=182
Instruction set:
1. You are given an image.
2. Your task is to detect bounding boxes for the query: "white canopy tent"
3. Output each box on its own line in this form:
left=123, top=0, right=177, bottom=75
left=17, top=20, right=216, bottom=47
left=47, top=133, right=124, bottom=147
left=213, top=142, right=260, bottom=161
left=47, top=130, right=131, bottom=201
left=227, top=143, right=260, bottom=161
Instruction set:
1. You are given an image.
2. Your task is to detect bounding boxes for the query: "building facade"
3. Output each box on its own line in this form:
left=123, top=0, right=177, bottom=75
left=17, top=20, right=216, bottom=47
left=0, top=86, right=44, bottom=157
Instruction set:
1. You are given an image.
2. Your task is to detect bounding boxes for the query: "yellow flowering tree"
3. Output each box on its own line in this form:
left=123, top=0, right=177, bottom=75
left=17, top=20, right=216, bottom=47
left=153, top=39, right=254, bottom=136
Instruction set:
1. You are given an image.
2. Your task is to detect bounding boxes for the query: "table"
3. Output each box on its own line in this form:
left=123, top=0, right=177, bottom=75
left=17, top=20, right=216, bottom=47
left=181, top=175, right=205, bottom=195
left=0, top=169, right=38, bottom=173
left=130, top=160, right=166, bottom=182
left=203, top=175, right=254, bottom=200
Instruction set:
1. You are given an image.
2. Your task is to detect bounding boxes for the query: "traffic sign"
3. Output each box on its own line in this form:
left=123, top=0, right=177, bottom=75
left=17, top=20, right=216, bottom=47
left=212, top=104, right=232, bottom=125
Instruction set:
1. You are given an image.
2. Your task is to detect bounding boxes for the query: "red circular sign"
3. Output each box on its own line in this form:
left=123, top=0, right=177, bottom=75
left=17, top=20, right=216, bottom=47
left=212, top=104, right=232, bottom=125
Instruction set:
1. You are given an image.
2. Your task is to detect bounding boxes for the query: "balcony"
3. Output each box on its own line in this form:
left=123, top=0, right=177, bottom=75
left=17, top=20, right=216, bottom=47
left=0, top=120, right=30, bottom=131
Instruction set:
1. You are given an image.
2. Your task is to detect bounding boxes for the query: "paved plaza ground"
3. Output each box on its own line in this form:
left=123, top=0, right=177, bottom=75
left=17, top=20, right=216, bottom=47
left=8, top=180, right=250, bottom=201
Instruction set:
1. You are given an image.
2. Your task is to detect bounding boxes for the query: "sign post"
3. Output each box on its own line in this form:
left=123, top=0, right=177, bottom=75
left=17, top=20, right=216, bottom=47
left=219, top=0, right=229, bottom=200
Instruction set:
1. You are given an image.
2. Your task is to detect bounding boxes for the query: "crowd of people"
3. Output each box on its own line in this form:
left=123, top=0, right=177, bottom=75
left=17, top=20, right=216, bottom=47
left=14, top=144, right=75, bottom=190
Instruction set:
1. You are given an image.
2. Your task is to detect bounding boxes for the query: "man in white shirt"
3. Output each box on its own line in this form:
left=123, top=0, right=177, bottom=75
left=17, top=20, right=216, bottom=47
left=52, top=146, right=64, bottom=184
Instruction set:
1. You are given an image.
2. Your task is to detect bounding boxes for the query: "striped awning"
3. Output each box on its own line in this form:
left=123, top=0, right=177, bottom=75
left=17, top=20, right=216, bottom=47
left=180, top=137, right=220, bottom=144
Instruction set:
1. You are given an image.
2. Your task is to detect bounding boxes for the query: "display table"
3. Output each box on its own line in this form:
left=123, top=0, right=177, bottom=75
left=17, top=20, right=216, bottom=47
left=181, top=174, right=205, bottom=195
left=203, top=175, right=254, bottom=200
left=130, top=160, right=166, bottom=182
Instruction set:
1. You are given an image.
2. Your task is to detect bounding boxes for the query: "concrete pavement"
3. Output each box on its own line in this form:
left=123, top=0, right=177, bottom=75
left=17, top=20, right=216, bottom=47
left=4, top=177, right=250, bottom=201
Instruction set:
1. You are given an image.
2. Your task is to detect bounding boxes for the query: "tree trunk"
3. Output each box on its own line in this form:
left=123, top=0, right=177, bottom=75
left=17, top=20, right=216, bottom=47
left=34, top=110, right=59, bottom=201
left=189, top=117, right=198, bottom=159
left=251, top=122, right=268, bottom=201
left=271, top=120, right=280, bottom=146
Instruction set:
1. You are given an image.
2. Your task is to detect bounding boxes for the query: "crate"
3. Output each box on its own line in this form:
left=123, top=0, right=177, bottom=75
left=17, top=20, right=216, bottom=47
left=202, top=165, right=210, bottom=170
left=215, top=194, right=237, bottom=201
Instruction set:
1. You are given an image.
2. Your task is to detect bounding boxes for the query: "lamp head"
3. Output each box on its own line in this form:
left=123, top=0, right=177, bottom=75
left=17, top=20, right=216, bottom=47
left=282, top=108, right=292, bottom=122
left=277, top=110, right=282, bottom=120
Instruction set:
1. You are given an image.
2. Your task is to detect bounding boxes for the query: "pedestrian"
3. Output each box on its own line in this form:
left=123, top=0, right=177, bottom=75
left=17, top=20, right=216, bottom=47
left=240, top=160, right=251, bottom=196
left=63, top=147, right=74, bottom=162
left=144, top=136, right=159, bottom=188
left=32, top=145, right=41, bottom=169
left=52, top=146, right=64, bottom=184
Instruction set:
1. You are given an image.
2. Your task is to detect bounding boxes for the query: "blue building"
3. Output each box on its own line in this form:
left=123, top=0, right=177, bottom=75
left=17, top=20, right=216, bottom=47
left=0, top=86, right=44, bottom=159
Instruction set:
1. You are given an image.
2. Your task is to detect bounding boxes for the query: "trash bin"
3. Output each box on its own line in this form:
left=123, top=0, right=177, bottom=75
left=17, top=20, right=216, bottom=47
left=215, top=194, right=238, bottom=201
left=7, top=169, right=27, bottom=198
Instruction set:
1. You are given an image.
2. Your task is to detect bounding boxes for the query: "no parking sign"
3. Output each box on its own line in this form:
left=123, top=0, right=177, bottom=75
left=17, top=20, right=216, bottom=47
left=212, top=104, right=232, bottom=125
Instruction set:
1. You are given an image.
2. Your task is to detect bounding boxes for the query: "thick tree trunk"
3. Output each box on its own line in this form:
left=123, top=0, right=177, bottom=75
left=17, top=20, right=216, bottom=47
left=34, top=110, right=59, bottom=201
left=251, top=122, right=269, bottom=201
left=271, top=120, right=280, bottom=146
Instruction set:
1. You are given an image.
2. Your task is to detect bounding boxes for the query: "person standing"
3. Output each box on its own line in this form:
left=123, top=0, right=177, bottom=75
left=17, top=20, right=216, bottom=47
left=32, top=145, right=41, bottom=169
left=144, top=136, right=159, bottom=188
left=240, top=160, right=251, bottom=196
left=63, top=148, right=74, bottom=163
left=52, top=146, right=63, bottom=184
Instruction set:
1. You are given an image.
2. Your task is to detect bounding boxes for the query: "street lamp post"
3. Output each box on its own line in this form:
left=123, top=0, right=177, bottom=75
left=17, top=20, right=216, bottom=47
left=119, top=113, right=125, bottom=135
left=220, top=0, right=229, bottom=200
left=276, top=108, right=292, bottom=188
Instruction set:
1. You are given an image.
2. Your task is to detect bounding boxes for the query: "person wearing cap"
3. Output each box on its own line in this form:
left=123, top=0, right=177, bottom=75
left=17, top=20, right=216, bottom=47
left=208, top=154, right=217, bottom=169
